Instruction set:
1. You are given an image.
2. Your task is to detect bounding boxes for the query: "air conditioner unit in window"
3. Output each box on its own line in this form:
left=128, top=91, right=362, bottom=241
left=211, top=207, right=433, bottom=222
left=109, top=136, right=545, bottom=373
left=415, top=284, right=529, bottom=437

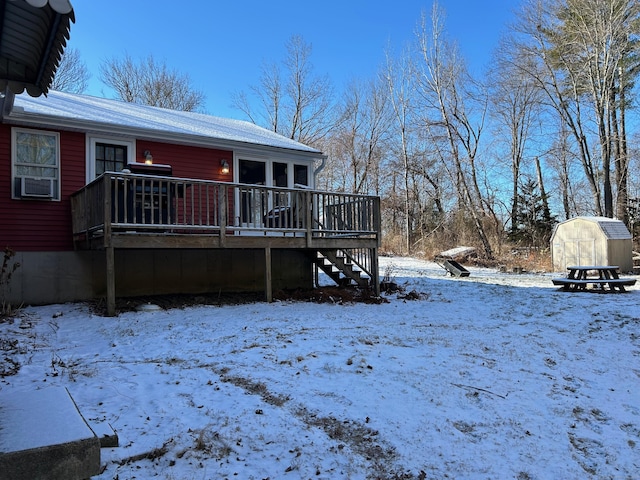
left=21, top=177, right=54, bottom=198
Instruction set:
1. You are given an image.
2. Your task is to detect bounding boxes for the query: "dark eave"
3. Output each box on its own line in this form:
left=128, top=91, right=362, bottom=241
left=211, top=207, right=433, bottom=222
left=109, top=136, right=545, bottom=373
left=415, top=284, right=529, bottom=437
left=0, top=0, right=74, bottom=97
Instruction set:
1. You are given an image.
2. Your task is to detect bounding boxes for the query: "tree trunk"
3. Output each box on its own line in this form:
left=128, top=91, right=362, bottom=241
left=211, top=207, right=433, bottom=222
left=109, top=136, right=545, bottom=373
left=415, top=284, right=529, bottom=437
left=535, top=156, right=550, bottom=221
left=614, top=67, right=630, bottom=225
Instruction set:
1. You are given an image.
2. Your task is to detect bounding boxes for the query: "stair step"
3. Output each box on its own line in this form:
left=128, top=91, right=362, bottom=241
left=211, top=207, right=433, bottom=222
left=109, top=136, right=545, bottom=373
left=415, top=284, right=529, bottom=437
left=313, top=249, right=370, bottom=288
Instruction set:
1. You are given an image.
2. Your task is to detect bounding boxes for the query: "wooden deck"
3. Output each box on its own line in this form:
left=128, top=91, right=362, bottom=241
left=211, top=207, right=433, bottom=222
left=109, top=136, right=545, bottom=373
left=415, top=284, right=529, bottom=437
left=70, top=172, right=381, bottom=314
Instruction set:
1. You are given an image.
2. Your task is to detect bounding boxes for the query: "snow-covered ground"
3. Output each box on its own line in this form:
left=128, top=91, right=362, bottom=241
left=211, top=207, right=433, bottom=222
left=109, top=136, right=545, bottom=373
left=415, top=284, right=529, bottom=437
left=1, top=256, right=638, bottom=479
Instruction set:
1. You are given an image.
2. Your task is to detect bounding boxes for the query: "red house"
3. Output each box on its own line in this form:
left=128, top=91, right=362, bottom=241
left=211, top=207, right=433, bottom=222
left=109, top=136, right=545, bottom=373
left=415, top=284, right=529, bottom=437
left=0, top=90, right=381, bottom=314
left=0, top=1, right=380, bottom=316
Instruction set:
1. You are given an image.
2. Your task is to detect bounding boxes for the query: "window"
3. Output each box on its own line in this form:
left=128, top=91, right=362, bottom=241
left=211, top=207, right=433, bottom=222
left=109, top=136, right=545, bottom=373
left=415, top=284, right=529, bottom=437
left=87, top=136, right=134, bottom=181
left=239, top=159, right=266, bottom=185
left=95, top=143, right=127, bottom=176
left=12, top=128, right=60, bottom=200
left=294, top=164, right=309, bottom=187
left=273, top=162, right=288, bottom=187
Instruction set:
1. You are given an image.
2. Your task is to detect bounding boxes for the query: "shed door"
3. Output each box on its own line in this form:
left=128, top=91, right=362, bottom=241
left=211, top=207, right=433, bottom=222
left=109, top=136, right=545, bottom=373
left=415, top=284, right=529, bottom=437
left=563, top=239, right=596, bottom=267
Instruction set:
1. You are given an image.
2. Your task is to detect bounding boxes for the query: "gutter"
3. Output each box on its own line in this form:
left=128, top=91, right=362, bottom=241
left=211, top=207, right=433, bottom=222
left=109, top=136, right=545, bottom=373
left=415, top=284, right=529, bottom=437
left=314, top=155, right=327, bottom=177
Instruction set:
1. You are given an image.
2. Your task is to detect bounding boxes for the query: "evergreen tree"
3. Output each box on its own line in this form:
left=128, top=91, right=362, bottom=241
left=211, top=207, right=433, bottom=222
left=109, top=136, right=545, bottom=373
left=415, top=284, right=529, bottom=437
left=509, top=178, right=557, bottom=247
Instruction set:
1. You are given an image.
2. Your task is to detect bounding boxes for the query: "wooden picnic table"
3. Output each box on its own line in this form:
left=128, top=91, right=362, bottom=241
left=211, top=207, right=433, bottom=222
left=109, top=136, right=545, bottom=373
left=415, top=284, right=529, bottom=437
left=552, top=265, right=636, bottom=292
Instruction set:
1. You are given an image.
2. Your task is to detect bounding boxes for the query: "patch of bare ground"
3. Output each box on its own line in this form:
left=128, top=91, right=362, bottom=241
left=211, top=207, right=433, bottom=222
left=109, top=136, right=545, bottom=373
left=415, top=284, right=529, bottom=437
left=469, top=247, right=552, bottom=273
left=90, top=292, right=267, bottom=315
left=296, top=407, right=419, bottom=480
left=218, top=371, right=290, bottom=407
left=89, top=286, right=386, bottom=316
left=274, top=286, right=388, bottom=304
left=0, top=351, right=20, bottom=377
left=0, top=316, right=33, bottom=378
left=117, top=443, right=172, bottom=466
left=214, top=369, right=420, bottom=479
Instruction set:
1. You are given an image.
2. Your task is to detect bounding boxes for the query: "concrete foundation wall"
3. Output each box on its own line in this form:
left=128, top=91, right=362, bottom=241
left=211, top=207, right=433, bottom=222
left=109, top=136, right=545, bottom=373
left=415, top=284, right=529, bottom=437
left=2, top=249, right=313, bottom=306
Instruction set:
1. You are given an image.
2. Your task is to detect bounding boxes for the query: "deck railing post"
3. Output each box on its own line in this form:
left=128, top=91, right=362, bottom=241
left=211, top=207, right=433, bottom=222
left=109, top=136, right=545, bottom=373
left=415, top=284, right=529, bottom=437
left=305, top=190, right=313, bottom=247
left=103, top=174, right=113, bottom=247
left=373, top=196, right=381, bottom=246
left=219, top=184, right=227, bottom=247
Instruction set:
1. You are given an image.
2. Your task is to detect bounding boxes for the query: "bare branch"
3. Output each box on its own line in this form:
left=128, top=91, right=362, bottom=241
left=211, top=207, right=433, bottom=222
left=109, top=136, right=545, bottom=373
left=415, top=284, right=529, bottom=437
left=50, top=48, right=90, bottom=93
left=99, top=54, right=206, bottom=112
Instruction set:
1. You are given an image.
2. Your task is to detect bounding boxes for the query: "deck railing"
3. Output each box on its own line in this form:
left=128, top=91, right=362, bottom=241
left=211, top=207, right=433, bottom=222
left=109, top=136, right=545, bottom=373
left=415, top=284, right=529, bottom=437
left=71, top=172, right=381, bottom=245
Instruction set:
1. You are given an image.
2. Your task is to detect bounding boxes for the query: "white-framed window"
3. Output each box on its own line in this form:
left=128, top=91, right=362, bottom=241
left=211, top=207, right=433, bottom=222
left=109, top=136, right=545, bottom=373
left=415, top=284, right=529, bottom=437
left=234, top=155, right=313, bottom=226
left=293, top=163, right=309, bottom=188
left=86, top=135, right=135, bottom=182
left=12, top=127, right=60, bottom=200
left=235, top=155, right=311, bottom=188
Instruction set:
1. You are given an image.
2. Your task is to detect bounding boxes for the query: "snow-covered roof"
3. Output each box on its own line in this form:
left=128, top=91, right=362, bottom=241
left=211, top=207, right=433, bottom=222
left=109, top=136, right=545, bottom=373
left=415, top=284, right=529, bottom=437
left=559, top=216, right=632, bottom=240
left=6, top=91, right=322, bottom=156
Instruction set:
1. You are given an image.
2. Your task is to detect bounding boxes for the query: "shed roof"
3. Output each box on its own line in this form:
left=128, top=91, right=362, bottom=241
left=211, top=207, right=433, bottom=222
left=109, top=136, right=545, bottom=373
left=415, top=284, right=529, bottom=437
left=5, top=90, right=324, bottom=156
left=0, top=0, right=74, bottom=97
left=557, top=216, right=632, bottom=240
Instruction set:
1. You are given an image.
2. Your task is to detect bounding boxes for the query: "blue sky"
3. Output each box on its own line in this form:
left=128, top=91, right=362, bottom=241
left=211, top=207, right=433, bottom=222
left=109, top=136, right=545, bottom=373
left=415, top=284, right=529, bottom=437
left=69, top=0, right=519, bottom=119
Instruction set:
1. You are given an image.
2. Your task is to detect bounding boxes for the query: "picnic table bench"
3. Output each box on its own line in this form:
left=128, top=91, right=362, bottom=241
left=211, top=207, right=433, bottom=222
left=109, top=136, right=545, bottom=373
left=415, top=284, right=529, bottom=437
left=552, top=265, right=636, bottom=292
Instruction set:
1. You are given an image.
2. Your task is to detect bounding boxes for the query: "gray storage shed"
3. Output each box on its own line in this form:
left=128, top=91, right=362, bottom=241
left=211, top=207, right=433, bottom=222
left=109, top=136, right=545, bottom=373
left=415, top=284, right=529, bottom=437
left=550, top=216, right=633, bottom=272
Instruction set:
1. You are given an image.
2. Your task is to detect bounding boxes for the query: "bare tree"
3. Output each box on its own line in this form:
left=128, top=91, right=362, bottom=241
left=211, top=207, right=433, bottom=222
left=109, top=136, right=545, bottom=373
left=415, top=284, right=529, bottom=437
left=512, top=0, right=640, bottom=219
left=385, top=46, right=415, bottom=253
left=333, top=77, right=392, bottom=195
left=552, top=0, right=639, bottom=218
left=283, top=36, right=335, bottom=145
left=233, top=61, right=282, bottom=131
left=99, top=54, right=206, bottom=112
left=385, top=45, right=446, bottom=253
left=512, top=0, right=599, bottom=215
left=489, top=41, right=542, bottom=237
left=232, top=35, right=335, bottom=147
left=50, top=47, right=90, bottom=93
left=546, top=117, right=579, bottom=220
left=415, top=3, right=494, bottom=258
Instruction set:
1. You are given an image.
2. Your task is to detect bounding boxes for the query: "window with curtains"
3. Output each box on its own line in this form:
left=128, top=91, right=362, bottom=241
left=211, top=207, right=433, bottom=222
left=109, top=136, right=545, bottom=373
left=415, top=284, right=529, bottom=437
left=12, top=128, right=60, bottom=200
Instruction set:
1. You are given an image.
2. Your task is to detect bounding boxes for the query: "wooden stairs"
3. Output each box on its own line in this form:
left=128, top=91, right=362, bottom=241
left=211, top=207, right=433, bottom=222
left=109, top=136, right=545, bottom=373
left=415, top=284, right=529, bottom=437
left=312, top=249, right=371, bottom=288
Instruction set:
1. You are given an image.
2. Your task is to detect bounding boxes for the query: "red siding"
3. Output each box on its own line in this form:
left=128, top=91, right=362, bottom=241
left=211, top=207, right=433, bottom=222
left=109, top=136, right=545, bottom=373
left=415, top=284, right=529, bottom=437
left=136, top=140, right=232, bottom=181
left=0, top=128, right=237, bottom=253
left=0, top=124, right=86, bottom=252
left=136, top=140, right=235, bottom=224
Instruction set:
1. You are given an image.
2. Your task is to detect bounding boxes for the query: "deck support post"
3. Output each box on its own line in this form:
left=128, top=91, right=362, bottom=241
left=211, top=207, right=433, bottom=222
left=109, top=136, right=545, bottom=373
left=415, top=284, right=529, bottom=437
left=106, top=245, right=116, bottom=316
left=371, top=247, right=380, bottom=296
left=265, top=247, right=273, bottom=302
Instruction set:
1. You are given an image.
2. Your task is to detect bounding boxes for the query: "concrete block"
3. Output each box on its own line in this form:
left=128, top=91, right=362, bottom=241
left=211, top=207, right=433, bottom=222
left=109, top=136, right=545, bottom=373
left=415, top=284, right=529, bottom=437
left=89, top=421, right=119, bottom=448
left=0, top=387, right=101, bottom=480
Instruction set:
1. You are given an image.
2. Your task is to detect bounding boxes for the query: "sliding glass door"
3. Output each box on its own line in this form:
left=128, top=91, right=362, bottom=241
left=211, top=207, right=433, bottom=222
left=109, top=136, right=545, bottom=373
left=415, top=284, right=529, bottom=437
left=236, top=158, right=310, bottom=229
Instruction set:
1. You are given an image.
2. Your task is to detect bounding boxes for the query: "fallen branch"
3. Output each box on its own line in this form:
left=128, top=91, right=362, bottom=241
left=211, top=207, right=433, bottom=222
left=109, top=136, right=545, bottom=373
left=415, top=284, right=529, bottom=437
left=451, top=383, right=506, bottom=399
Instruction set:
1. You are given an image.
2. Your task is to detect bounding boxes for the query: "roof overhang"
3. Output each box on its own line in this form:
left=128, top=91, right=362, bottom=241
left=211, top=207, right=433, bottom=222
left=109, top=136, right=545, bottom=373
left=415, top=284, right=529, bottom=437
left=0, top=0, right=75, bottom=97
left=6, top=105, right=327, bottom=162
